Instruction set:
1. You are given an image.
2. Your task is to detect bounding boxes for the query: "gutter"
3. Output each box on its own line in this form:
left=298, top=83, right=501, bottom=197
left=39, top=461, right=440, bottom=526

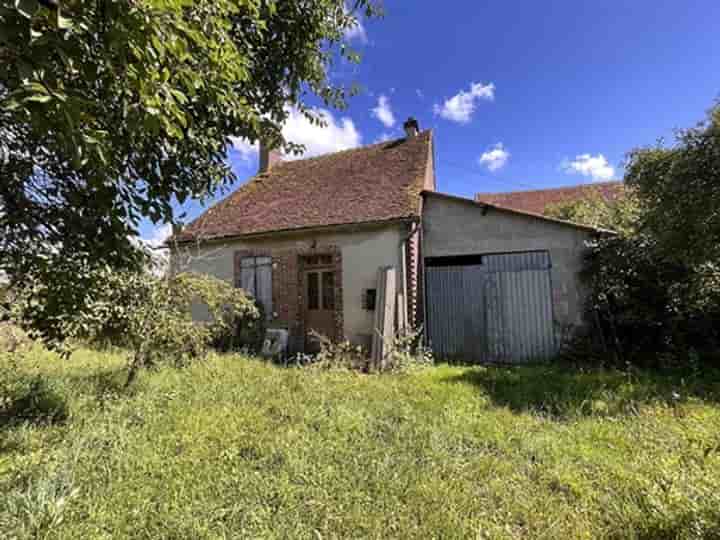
left=166, top=216, right=419, bottom=248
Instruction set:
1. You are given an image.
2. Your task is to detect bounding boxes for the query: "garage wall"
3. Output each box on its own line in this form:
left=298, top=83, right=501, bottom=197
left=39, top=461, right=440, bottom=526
left=172, top=224, right=405, bottom=349
left=422, top=194, right=594, bottom=329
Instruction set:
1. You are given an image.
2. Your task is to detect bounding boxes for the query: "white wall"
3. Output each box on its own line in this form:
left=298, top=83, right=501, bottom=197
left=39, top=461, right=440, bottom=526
left=173, top=224, right=405, bottom=346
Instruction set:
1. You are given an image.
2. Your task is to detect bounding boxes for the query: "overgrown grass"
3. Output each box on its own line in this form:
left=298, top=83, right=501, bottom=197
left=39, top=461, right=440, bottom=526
left=2, top=348, right=720, bottom=539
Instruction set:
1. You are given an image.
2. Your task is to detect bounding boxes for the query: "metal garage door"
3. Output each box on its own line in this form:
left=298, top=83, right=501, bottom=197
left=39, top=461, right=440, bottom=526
left=425, top=251, right=557, bottom=363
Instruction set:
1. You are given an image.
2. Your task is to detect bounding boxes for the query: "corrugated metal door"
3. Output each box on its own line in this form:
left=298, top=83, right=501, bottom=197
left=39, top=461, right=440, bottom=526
left=426, top=251, right=556, bottom=363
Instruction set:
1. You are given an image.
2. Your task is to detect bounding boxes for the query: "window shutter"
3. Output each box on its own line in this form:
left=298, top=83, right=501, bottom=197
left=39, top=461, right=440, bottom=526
left=240, top=265, right=255, bottom=296
left=256, top=258, right=273, bottom=317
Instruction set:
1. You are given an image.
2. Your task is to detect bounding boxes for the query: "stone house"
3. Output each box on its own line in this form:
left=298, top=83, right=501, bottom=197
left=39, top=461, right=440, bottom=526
left=171, top=119, right=609, bottom=362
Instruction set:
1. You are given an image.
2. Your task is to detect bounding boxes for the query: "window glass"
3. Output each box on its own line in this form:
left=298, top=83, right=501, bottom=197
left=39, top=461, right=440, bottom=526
left=307, top=272, right=319, bottom=310
left=322, top=271, right=335, bottom=310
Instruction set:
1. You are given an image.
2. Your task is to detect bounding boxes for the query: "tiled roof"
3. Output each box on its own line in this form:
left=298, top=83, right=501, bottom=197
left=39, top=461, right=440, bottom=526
left=475, top=181, right=625, bottom=215
left=175, top=131, right=432, bottom=242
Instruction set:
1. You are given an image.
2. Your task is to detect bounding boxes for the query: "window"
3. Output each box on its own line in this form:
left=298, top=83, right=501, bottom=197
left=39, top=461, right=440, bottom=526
left=305, top=254, right=334, bottom=267
left=322, top=271, right=335, bottom=310
left=306, top=270, right=336, bottom=311
left=307, top=272, right=319, bottom=310
left=238, top=256, right=272, bottom=319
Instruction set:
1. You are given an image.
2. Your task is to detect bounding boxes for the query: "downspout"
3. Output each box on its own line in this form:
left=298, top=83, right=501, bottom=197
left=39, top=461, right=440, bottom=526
left=399, top=219, right=420, bottom=333
left=419, top=219, right=428, bottom=345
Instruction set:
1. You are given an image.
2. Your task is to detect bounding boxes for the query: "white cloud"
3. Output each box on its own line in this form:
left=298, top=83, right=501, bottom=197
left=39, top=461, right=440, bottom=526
left=343, top=4, right=367, bottom=43
left=433, top=82, right=495, bottom=124
left=478, top=143, right=510, bottom=172
left=371, top=94, right=395, bottom=128
left=136, top=223, right=172, bottom=276
left=562, top=153, right=615, bottom=181
left=144, top=223, right=173, bottom=249
left=282, top=107, right=362, bottom=159
left=229, top=107, right=362, bottom=163
left=416, top=89, right=424, bottom=99
left=229, top=137, right=258, bottom=163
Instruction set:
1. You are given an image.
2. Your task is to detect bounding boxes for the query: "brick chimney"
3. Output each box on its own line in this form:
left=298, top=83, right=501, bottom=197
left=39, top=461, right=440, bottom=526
left=403, top=117, right=420, bottom=138
left=259, top=141, right=283, bottom=173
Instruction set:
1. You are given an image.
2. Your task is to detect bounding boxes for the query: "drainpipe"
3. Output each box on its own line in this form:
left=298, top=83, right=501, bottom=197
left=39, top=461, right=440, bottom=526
left=399, top=219, right=420, bottom=333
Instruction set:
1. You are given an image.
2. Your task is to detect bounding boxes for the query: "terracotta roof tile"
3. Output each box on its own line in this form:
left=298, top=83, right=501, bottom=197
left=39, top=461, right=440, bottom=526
left=176, top=131, right=432, bottom=242
left=475, top=181, right=625, bottom=215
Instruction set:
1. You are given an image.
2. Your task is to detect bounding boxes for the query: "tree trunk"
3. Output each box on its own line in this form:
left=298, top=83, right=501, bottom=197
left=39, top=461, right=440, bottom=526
left=125, top=350, right=145, bottom=388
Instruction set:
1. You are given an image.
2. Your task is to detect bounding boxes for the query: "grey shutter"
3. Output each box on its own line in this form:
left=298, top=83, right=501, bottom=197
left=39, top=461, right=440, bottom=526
left=255, top=257, right=272, bottom=318
left=240, top=264, right=256, bottom=296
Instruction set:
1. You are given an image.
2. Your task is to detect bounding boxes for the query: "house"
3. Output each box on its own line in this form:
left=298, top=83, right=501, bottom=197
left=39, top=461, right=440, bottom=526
left=171, top=119, right=609, bottom=362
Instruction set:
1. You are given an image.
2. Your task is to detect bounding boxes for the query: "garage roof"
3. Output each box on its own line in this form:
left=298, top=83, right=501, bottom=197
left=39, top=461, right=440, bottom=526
left=422, top=191, right=615, bottom=234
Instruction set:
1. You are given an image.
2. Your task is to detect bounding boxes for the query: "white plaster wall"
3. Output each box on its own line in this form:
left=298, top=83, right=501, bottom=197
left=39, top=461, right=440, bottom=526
left=173, top=225, right=405, bottom=345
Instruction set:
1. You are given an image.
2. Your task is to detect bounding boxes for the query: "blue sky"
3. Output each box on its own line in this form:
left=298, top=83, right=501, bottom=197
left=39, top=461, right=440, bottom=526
left=141, top=0, right=720, bottom=244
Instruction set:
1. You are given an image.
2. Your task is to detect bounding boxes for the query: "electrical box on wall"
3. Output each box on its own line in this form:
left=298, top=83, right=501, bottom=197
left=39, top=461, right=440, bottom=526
left=362, top=289, right=377, bottom=311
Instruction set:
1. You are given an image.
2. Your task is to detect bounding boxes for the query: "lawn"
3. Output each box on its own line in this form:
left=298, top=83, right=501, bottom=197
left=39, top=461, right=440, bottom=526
left=2, top=349, right=720, bottom=539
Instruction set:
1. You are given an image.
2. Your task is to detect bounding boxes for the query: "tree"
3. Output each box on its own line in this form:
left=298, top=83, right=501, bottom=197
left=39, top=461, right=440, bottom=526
left=567, top=103, right=720, bottom=367
left=544, top=188, right=640, bottom=236
left=625, top=104, right=720, bottom=266
left=0, top=0, right=378, bottom=277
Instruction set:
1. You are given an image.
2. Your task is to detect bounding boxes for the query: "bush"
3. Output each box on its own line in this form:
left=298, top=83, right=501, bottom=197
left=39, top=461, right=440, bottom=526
left=301, top=327, right=434, bottom=373
left=11, top=267, right=259, bottom=384
left=213, top=302, right=266, bottom=353
left=579, top=234, right=720, bottom=368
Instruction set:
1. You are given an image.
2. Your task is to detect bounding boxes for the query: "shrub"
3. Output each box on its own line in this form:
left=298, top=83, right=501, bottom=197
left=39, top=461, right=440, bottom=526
left=579, top=234, right=720, bottom=368
left=11, top=267, right=259, bottom=385
left=302, top=327, right=434, bottom=373
left=301, top=331, right=369, bottom=371
left=213, top=301, right=266, bottom=353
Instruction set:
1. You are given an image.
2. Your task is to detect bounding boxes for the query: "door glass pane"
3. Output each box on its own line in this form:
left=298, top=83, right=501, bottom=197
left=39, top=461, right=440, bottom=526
left=307, top=272, right=319, bottom=310
left=322, top=271, right=335, bottom=310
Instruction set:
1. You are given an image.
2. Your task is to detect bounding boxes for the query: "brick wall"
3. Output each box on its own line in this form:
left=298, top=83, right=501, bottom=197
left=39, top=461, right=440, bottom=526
left=234, top=246, right=343, bottom=354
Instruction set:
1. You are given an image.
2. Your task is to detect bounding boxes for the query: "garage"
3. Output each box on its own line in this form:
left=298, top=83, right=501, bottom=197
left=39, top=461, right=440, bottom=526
left=421, top=191, right=602, bottom=364
left=426, top=251, right=555, bottom=363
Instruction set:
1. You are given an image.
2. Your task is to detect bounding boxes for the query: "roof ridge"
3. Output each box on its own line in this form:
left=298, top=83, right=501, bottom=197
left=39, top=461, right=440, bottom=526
left=476, top=180, right=623, bottom=197
left=272, top=128, right=432, bottom=166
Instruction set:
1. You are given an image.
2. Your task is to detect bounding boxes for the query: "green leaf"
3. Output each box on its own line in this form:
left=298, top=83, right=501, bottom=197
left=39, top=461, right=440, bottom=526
left=57, top=13, right=72, bottom=30
left=15, top=0, right=39, bottom=19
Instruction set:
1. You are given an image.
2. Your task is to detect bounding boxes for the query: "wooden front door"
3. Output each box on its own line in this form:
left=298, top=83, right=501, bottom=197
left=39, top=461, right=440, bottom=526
left=303, top=267, right=337, bottom=353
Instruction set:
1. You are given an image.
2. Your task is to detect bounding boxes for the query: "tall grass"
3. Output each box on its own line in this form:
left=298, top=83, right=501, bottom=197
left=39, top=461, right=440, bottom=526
left=1, top=348, right=719, bottom=539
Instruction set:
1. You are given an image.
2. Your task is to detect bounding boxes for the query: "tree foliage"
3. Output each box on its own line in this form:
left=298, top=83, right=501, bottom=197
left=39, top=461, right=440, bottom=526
left=544, top=188, right=640, bottom=236
left=625, top=104, right=720, bottom=266
left=569, top=104, right=720, bottom=367
left=0, top=0, right=378, bottom=279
